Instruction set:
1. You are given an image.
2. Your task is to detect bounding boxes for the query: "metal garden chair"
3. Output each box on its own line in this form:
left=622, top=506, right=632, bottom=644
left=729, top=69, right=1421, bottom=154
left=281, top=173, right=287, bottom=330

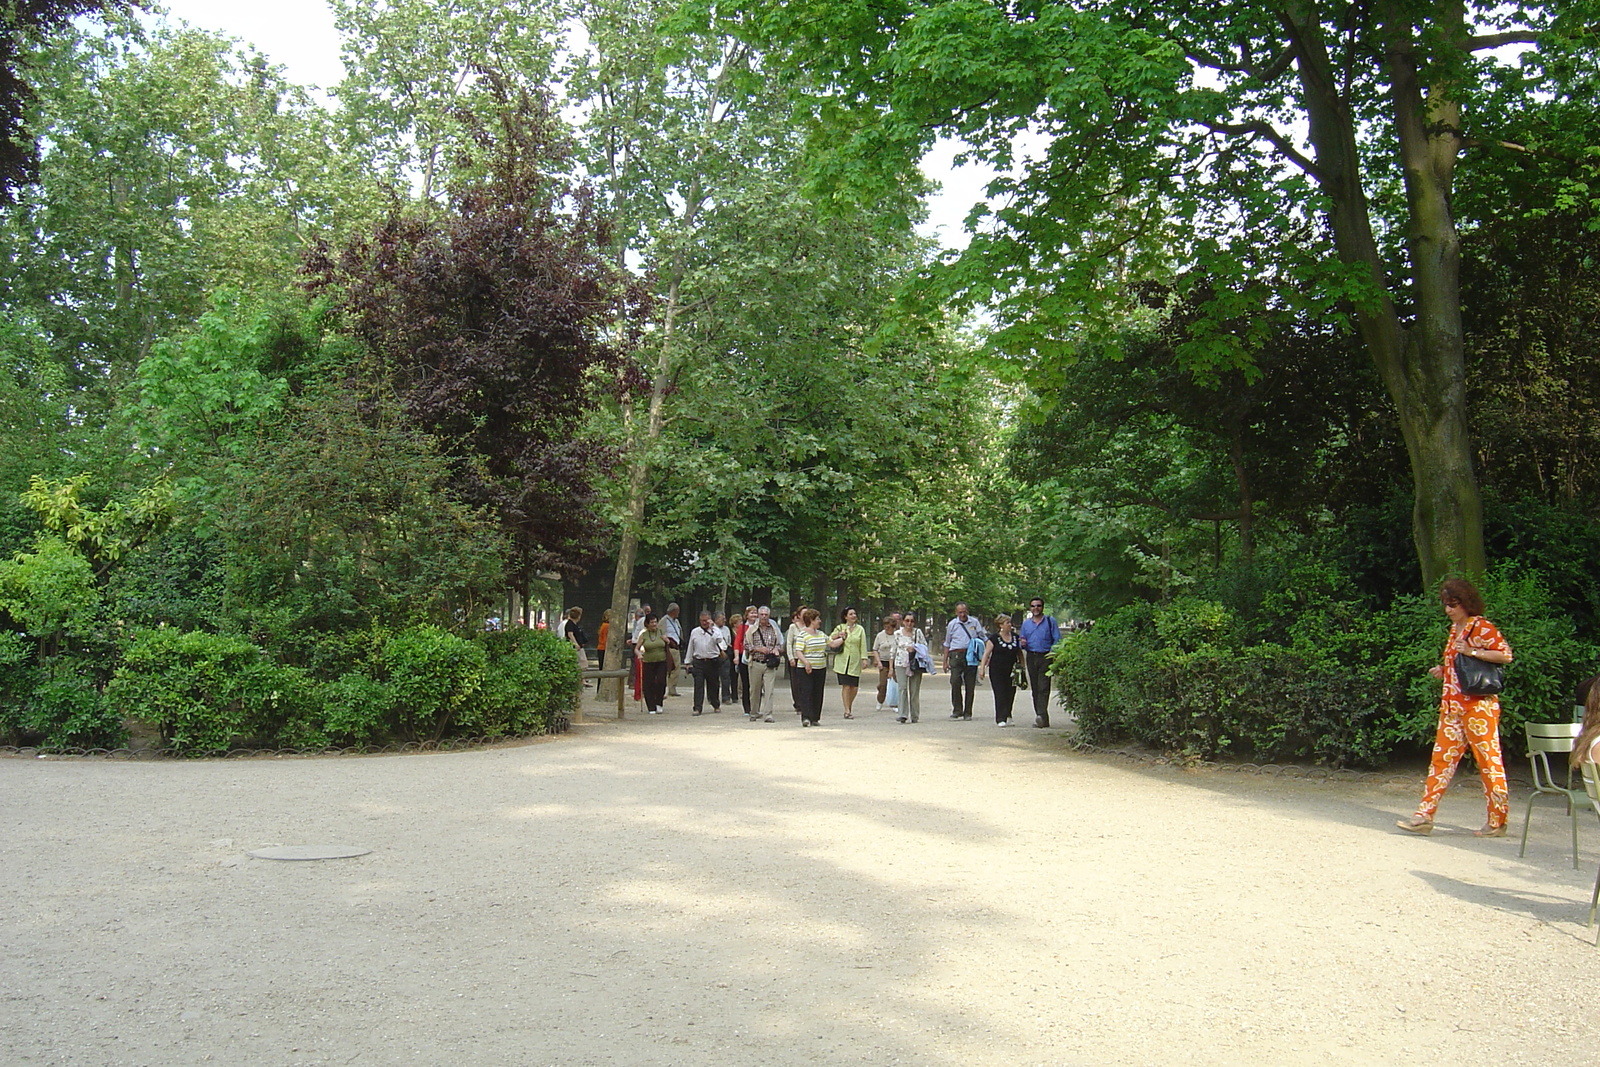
left=1519, top=721, right=1584, bottom=869
left=1581, top=762, right=1600, bottom=945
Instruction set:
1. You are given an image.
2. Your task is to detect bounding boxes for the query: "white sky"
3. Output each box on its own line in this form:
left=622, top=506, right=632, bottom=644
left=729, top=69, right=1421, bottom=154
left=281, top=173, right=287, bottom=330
left=155, top=0, right=991, bottom=249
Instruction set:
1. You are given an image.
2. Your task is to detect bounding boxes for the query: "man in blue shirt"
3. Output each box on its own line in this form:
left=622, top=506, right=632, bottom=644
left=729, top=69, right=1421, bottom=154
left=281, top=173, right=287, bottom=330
left=942, top=603, right=984, bottom=720
left=1019, top=597, right=1060, bottom=728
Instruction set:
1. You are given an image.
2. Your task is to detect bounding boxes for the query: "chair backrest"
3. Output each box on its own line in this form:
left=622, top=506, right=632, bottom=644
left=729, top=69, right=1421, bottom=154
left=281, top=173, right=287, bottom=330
left=1528, top=723, right=1584, bottom=792
left=1526, top=721, right=1582, bottom=754
left=1577, top=704, right=1588, bottom=724
left=1582, top=762, right=1600, bottom=814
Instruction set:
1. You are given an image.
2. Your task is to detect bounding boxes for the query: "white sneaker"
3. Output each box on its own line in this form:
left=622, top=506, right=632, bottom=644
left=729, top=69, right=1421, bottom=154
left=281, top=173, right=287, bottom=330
left=875, top=703, right=884, bottom=712
left=997, top=720, right=1011, bottom=727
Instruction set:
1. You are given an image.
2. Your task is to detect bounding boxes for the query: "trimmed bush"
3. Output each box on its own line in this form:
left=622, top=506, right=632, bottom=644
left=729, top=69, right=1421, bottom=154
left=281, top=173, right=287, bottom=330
left=25, top=667, right=126, bottom=750
left=1056, top=565, right=1599, bottom=768
left=473, top=627, right=579, bottom=737
left=379, top=625, right=486, bottom=742
left=107, top=629, right=274, bottom=754
left=316, top=671, right=394, bottom=746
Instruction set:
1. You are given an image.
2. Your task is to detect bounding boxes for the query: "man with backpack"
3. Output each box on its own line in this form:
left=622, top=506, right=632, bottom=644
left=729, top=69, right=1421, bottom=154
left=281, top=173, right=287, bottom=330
left=942, top=603, right=985, bottom=720
left=1020, top=597, right=1061, bottom=728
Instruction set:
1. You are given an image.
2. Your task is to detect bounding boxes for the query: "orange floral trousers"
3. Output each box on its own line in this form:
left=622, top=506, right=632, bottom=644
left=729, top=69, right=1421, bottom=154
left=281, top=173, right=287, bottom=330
left=1415, top=697, right=1508, bottom=829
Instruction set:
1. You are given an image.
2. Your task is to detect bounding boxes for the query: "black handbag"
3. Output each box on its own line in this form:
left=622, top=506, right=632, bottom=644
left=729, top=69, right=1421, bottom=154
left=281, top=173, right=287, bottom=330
left=1454, top=620, right=1505, bottom=696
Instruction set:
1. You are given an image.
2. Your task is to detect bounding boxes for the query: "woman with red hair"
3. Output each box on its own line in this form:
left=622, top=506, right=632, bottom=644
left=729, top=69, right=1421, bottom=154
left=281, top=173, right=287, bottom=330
left=1397, top=579, right=1515, bottom=837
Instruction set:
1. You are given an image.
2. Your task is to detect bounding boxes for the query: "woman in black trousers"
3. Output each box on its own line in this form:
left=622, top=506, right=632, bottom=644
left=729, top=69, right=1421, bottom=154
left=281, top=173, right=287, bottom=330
left=981, top=614, right=1022, bottom=726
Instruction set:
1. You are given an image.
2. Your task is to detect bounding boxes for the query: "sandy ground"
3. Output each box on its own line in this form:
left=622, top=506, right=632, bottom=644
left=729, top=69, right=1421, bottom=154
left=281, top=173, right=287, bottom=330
left=5, top=672, right=1600, bottom=1067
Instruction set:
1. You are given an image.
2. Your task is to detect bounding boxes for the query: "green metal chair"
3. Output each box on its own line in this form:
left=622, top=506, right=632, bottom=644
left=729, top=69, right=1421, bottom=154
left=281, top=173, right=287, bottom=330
left=1581, top=762, right=1600, bottom=944
left=1519, top=721, right=1584, bottom=869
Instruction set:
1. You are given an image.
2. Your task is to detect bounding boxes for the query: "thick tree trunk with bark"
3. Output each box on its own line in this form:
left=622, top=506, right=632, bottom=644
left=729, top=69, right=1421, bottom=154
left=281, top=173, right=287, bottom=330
left=1285, top=0, right=1485, bottom=585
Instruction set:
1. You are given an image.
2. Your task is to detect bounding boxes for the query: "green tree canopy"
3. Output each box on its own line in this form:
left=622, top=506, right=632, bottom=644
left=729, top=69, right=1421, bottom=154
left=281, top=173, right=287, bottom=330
left=738, top=0, right=1600, bottom=586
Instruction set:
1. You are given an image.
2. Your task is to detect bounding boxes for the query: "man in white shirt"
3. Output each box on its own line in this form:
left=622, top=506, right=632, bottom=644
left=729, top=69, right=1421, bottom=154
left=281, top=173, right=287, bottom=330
left=684, top=611, right=727, bottom=715
left=942, top=602, right=984, bottom=720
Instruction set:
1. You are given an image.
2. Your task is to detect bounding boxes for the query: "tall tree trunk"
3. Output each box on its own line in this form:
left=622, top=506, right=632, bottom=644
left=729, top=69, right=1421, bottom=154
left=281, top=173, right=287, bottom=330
left=1284, top=0, right=1484, bottom=585
left=601, top=278, right=681, bottom=700
left=1228, top=428, right=1254, bottom=562
left=597, top=42, right=744, bottom=698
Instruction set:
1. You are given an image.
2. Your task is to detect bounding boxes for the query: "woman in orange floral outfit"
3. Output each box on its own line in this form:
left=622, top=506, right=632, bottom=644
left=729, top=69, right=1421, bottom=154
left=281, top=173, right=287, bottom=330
left=1397, top=579, right=1515, bottom=837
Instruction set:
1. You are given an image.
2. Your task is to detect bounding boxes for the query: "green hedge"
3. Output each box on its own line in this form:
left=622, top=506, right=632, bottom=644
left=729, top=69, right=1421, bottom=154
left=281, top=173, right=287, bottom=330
left=91, top=623, right=575, bottom=756
left=1055, top=567, right=1598, bottom=768
left=106, top=628, right=292, bottom=754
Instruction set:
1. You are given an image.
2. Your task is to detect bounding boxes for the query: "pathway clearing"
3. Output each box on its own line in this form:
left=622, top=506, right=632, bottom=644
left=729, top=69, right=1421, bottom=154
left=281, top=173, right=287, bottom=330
left=4, top=681, right=1598, bottom=1065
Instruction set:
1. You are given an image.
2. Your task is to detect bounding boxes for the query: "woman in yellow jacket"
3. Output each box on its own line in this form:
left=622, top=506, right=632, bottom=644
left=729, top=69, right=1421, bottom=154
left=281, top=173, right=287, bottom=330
left=828, top=607, right=869, bottom=719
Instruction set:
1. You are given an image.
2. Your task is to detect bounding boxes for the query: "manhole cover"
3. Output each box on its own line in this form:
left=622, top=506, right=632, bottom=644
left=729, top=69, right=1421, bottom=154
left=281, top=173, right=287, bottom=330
left=247, top=845, right=372, bottom=861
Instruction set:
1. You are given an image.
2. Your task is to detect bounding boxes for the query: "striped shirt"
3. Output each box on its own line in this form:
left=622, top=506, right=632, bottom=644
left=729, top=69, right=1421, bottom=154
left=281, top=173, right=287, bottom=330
left=797, top=630, right=829, bottom=669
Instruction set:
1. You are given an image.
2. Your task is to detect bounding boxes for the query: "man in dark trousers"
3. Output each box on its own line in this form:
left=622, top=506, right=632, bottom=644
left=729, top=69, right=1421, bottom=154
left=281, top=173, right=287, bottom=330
left=942, top=603, right=983, bottom=720
left=1020, top=597, right=1060, bottom=728
left=684, top=611, right=727, bottom=715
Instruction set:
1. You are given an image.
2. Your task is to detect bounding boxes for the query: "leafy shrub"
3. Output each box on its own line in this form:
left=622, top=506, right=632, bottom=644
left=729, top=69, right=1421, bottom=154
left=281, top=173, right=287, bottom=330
left=316, top=671, right=394, bottom=746
left=0, top=536, right=99, bottom=645
left=61, top=613, right=574, bottom=755
left=1056, top=564, right=1599, bottom=767
left=0, top=630, right=40, bottom=745
left=105, top=529, right=226, bottom=632
left=378, top=625, right=486, bottom=741
left=473, top=627, right=578, bottom=737
left=107, top=629, right=275, bottom=754
left=24, top=667, right=125, bottom=750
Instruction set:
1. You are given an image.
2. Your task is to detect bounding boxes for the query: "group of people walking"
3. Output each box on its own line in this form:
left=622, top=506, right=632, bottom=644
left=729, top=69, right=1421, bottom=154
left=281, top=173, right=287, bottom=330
left=616, top=598, right=1067, bottom=728
left=588, top=575, right=1552, bottom=844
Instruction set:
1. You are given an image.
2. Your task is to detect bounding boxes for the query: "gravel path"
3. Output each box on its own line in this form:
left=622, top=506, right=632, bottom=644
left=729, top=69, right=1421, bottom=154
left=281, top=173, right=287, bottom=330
left=5, top=675, right=1600, bottom=1065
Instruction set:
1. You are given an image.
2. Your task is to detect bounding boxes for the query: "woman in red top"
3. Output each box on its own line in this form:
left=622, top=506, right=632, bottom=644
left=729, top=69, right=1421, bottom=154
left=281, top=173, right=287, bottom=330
left=1397, top=578, right=1515, bottom=837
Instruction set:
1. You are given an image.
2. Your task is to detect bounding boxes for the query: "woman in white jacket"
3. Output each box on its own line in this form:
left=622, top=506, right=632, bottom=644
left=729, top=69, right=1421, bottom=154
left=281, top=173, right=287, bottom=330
left=890, top=613, right=928, bottom=724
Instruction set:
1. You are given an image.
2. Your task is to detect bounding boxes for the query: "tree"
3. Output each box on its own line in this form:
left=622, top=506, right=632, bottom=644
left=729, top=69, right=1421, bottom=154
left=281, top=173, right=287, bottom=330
left=1009, top=290, right=1394, bottom=611
left=330, top=0, right=561, bottom=207
left=0, top=0, right=133, bottom=202
left=743, top=0, right=1600, bottom=585
left=214, top=386, right=506, bottom=646
left=307, top=85, right=635, bottom=605
left=0, top=16, right=380, bottom=402
left=567, top=0, right=941, bottom=670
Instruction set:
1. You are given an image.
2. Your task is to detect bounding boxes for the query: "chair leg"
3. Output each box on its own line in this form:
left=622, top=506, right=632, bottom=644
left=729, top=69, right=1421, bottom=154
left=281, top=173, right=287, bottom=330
left=1520, top=791, right=1540, bottom=858
left=1590, top=864, right=1600, bottom=933
left=1573, top=803, right=1582, bottom=870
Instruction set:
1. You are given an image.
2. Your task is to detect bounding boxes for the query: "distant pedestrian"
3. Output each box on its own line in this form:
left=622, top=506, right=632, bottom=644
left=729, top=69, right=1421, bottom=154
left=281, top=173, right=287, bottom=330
left=636, top=614, right=670, bottom=715
left=829, top=607, right=868, bottom=719
left=981, top=614, right=1022, bottom=726
left=892, top=613, right=928, bottom=724
left=597, top=609, right=613, bottom=670
left=786, top=606, right=806, bottom=716
left=723, top=613, right=742, bottom=704
left=663, top=603, right=684, bottom=697
left=557, top=607, right=588, bottom=678
left=685, top=611, right=727, bottom=715
left=1020, top=597, right=1060, bottom=728
left=794, top=608, right=828, bottom=726
left=743, top=606, right=782, bottom=723
left=943, top=603, right=983, bottom=720
left=735, top=604, right=757, bottom=713
left=872, top=615, right=899, bottom=711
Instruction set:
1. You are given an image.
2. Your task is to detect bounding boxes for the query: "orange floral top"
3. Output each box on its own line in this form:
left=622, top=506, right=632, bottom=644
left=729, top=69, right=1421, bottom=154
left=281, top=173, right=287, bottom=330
left=1440, top=616, right=1510, bottom=709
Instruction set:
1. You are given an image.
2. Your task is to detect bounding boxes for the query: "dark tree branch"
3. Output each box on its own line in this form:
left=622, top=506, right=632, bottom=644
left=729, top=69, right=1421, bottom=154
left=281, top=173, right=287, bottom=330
left=1465, top=31, right=1540, bottom=51
left=1196, top=118, right=1328, bottom=184
left=1461, top=136, right=1585, bottom=165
